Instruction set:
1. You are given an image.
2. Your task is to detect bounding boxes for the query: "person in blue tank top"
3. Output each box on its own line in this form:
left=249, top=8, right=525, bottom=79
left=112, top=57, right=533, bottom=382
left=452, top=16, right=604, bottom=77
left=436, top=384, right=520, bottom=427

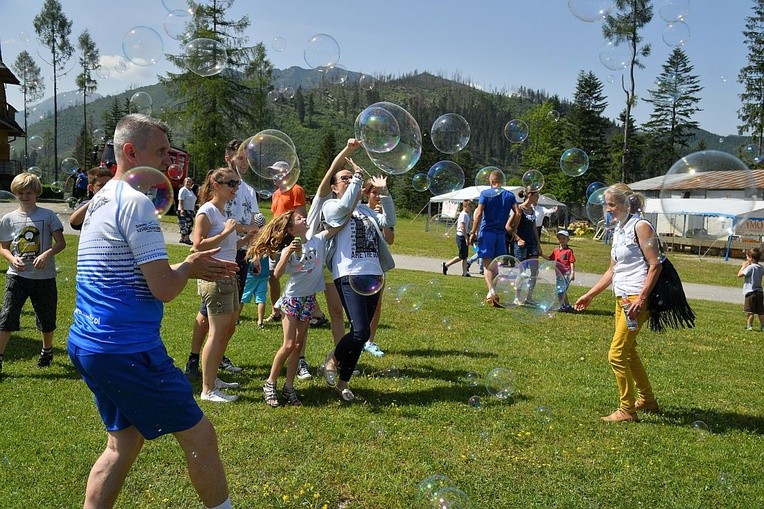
left=67, top=114, right=239, bottom=509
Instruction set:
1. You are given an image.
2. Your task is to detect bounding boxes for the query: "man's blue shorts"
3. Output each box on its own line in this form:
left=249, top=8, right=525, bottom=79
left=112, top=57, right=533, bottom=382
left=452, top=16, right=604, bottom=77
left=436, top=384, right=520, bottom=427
left=68, top=343, right=203, bottom=440
left=477, top=230, right=508, bottom=260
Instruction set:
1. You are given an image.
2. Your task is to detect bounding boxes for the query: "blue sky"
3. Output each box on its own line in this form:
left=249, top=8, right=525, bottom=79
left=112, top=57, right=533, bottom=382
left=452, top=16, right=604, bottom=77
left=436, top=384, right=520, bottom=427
left=0, top=0, right=753, bottom=137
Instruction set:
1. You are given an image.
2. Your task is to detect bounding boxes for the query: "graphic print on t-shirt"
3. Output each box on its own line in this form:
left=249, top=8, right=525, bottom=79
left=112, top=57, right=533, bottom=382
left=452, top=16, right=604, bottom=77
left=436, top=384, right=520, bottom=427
left=350, top=212, right=378, bottom=260
left=13, top=223, right=40, bottom=262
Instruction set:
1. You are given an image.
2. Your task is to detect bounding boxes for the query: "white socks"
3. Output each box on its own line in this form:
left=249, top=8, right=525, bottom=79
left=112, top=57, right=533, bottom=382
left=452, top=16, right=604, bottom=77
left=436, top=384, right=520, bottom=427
left=206, top=497, right=232, bottom=509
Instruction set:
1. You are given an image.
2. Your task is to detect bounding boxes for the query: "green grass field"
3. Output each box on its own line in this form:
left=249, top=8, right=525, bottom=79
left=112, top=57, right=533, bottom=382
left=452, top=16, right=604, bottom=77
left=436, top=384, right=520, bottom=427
left=0, top=220, right=761, bottom=508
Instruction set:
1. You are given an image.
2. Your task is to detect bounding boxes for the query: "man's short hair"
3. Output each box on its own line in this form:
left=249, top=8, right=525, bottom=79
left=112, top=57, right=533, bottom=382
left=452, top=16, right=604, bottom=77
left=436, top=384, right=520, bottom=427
left=226, top=139, right=242, bottom=157
left=114, top=114, right=170, bottom=163
left=11, top=172, right=42, bottom=196
left=87, top=166, right=114, bottom=185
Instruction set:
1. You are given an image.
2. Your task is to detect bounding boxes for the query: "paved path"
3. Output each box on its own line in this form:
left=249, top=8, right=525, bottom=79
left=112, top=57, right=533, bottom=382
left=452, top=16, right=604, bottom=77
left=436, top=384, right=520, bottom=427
left=36, top=201, right=741, bottom=305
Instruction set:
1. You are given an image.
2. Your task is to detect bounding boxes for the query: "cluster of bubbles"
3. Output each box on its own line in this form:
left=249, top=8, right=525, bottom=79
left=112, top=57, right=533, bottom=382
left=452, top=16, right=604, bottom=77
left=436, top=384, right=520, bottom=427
left=489, top=256, right=565, bottom=320
left=355, top=102, right=422, bottom=175
left=418, top=475, right=471, bottom=509
left=238, top=129, right=300, bottom=199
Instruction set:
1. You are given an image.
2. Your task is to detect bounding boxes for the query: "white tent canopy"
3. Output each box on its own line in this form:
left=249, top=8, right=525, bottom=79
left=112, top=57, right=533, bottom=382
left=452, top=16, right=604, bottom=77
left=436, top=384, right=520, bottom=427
left=429, top=186, right=565, bottom=208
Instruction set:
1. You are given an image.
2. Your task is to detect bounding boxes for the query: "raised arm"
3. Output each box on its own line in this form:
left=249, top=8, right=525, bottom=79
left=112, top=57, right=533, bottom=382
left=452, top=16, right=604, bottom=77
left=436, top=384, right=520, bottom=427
left=315, top=138, right=363, bottom=199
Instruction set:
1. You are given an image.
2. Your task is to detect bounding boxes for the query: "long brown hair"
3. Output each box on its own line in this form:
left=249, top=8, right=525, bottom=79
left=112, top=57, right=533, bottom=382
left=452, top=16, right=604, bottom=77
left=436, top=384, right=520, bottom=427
left=198, top=167, right=235, bottom=205
left=247, top=209, right=298, bottom=259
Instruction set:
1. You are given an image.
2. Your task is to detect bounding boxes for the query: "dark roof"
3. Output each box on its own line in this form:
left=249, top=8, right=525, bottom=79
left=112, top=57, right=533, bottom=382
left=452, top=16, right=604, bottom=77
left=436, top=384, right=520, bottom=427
left=0, top=62, right=20, bottom=86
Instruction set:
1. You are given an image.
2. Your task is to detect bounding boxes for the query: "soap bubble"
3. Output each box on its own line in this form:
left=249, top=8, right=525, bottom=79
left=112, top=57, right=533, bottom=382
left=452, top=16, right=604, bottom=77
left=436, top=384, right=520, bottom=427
left=96, top=66, right=111, bottom=80
left=27, top=167, right=42, bottom=178
left=464, top=371, right=479, bottom=386
left=28, top=135, right=44, bottom=151
left=432, top=487, right=471, bottom=508
left=92, top=128, right=106, bottom=142
left=359, top=74, right=376, bottom=91
left=427, top=161, right=465, bottom=195
left=468, top=395, right=482, bottom=410
left=0, top=190, right=16, bottom=202
left=271, top=36, right=287, bottom=52
left=354, top=106, right=400, bottom=154
left=50, top=181, right=64, bottom=193
left=568, top=0, right=615, bottom=22
left=281, top=87, right=295, bottom=100
left=303, top=33, right=340, bottom=69
left=418, top=474, right=451, bottom=502
left=475, top=166, right=503, bottom=189
left=586, top=186, right=608, bottom=225
left=504, top=119, right=529, bottom=143
left=122, top=26, right=164, bottom=66
left=430, top=113, right=470, bottom=154
left=485, top=367, right=515, bottom=399
left=691, top=420, right=709, bottom=433
left=113, top=58, right=127, bottom=74
left=163, top=10, right=192, bottom=41
left=547, top=110, right=560, bottom=122
left=123, top=166, right=174, bottom=218
left=184, top=38, right=228, bottom=77
left=364, top=102, right=421, bottom=175
left=586, top=181, right=607, bottom=200
left=393, top=283, right=423, bottom=313
left=521, top=169, right=544, bottom=192
left=658, top=0, right=690, bottom=22
left=560, top=148, right=590, bottom=176
left=599, top=41, right=630, bottom=71
left=129, top=91, right=153, bottom=115
left=240, top=131, right=298, bottom=181
left=412, top=173, right=429, bottom=192
left=659, top=150, right=756, bottom=231
left=509, top=259, right=562, bottom=321
left=536, top=405, right=553, bottom=424
left=61, top=157, right=79, bottom=174
left=325, top=63, right=348, bottom=85
left=167, top=164, right=184, bottom=180
left=662, top=21, right=690, bottom=47
left=349, top=273, right=385, bottom=296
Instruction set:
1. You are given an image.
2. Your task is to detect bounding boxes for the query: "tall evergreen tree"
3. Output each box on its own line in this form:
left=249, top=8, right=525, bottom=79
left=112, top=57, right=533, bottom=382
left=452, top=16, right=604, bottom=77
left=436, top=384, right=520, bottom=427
left=76, top=29, right=99, bottom=140
left=33, top=0, right=73, bottom=180
left=11, top=51, right=45, bottom=166
left=563, top=71, right=610, bottom=199
left=602, top=0, right=653, bottom=183
left=643, top=48, right=703, bottom=176
left=295, top=87, right=306, bottom=125
left=738, top=0, right=764, bottom=160
left=161, top=0, right=272, bottom=169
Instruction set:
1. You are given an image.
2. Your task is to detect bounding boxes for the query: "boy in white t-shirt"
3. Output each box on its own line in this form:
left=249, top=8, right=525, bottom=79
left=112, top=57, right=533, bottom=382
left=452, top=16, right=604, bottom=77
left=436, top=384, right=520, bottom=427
left=442, top=200, right=474, bottom=277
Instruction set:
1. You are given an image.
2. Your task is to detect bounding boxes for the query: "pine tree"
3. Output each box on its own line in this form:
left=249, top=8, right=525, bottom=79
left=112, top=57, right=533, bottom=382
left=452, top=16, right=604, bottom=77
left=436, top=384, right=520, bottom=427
left=643, top=48, right=703, bottom=176
left=101, top=97, right=125, bottom=142
left=308, top=128, right=337, bottom=193
left=602, top=0, right=653, bottom=183
left=11, top=51, right=45, bottom=166
left=33, top=0, right=73, bottom=180
left=161, top=0, right=272, bottom=169
left=76, top=29, right=99, bottom=141
left=295, top=87, right=305, bottom=125
left=738, top=0, right=764, bottom=160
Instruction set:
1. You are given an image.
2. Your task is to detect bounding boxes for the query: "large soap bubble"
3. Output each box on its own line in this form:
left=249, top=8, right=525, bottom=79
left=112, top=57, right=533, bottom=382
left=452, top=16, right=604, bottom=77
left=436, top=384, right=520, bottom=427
left=359, top=74, right=376, bottom=91
left=586, top=186, right=608, bottom=226
left=504, top=119, right=529, bottom=144
left=411, top=173, right=429, bottom=192
left=61, top=157, right=79, bottom=175
left=430, top=113, right=470, bottom=154
left=522, top=169, right=544, bottom=192
left=122, top=26, right=164, bottom=66
left=568, top=0, right=615, bottom=22
left=349, top=273, right=385, bottom=296
left=659, top=150, right=757, bottom=232
left=325, top=64, right=348, bottom=85
left=123, top=166, right=174, bottom=218
left=485, top=367, right=516, bottom=399
left=28, top=135, right=44, bottom=151
left=271, top=36, right=287, bottom=52
left=432, top=487, right=471, bottom=509
left=560, top=148, right=590, bottom=177
left=354, top=106, right=400, bottom=154
left=303, top=33, right=340, bottom=69
left=662, top=21, right=690, bottom=47
left=427, top=161, right=465, bottom=195
left=586, top=181, right=607, bottom=200
left=184, top=38, right=228, bottom=77
left=510, top=260, right=562, bottom=321
left=241, top=131, right=298, bottom=180
left=475, top=166, right=503, bottom=187
left=364, top=102, right=422, bottom=175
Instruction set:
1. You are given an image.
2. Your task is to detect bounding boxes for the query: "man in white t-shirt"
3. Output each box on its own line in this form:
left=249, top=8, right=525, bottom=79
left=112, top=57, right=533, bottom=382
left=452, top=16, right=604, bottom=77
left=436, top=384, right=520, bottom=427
left=68, top=114, right=238, bottom=509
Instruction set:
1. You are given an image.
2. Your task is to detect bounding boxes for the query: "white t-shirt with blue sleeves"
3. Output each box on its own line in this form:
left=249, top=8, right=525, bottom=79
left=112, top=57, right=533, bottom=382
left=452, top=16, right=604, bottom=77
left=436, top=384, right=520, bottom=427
left=68, top=179, right=168, bottom=354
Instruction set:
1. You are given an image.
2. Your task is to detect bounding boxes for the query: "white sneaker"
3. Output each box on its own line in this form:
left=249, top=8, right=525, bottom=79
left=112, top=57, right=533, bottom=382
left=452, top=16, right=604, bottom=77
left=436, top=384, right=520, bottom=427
left=215, top=378, right=240, bottom=389
left=363, top=341, right=385, bottom=357
left=201, top=389, right=238, bottom=403
left=296, top=358, right=312, bottom=380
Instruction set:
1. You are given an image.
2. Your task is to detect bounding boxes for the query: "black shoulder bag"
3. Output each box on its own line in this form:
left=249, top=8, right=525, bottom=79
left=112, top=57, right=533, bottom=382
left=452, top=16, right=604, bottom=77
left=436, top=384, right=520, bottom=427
left=635, top=220, right=696, bottom=333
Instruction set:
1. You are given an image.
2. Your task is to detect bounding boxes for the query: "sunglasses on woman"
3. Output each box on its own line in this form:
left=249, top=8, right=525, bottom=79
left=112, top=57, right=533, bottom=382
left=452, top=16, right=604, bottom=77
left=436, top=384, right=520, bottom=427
left=335, top=175, right=353, bottom=183
left=221, top=179, right=241, bottom=188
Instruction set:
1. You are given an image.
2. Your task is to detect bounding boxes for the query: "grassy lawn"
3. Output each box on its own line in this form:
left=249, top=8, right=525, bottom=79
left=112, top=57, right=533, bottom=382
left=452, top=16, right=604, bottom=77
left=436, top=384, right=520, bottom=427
left=0, top=223, right=760, bottom=507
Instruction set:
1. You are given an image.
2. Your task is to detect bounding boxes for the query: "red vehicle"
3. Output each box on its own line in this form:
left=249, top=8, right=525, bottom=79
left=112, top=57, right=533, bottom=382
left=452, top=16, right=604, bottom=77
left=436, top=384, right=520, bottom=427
left=100, top=139, right=189, bottom=189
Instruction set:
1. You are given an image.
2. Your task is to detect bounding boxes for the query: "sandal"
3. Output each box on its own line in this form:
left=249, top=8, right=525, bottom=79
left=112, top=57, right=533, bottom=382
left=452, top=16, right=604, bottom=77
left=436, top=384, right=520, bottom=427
left=309, top=315, right=329, bottom=328
left=263, top=312, right=282, bottom=323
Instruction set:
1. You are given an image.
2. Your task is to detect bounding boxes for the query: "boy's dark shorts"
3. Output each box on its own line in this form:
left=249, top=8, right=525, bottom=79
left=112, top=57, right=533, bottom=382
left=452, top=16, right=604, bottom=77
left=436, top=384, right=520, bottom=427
left=744, top=290, right=764, bottom=314
left=0, top=275, right=57, bottom=332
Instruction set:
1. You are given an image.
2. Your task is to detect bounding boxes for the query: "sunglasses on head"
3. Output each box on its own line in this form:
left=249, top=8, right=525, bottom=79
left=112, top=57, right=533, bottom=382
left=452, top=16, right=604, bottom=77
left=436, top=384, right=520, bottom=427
left=221, top=179, right=241, bottom=188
